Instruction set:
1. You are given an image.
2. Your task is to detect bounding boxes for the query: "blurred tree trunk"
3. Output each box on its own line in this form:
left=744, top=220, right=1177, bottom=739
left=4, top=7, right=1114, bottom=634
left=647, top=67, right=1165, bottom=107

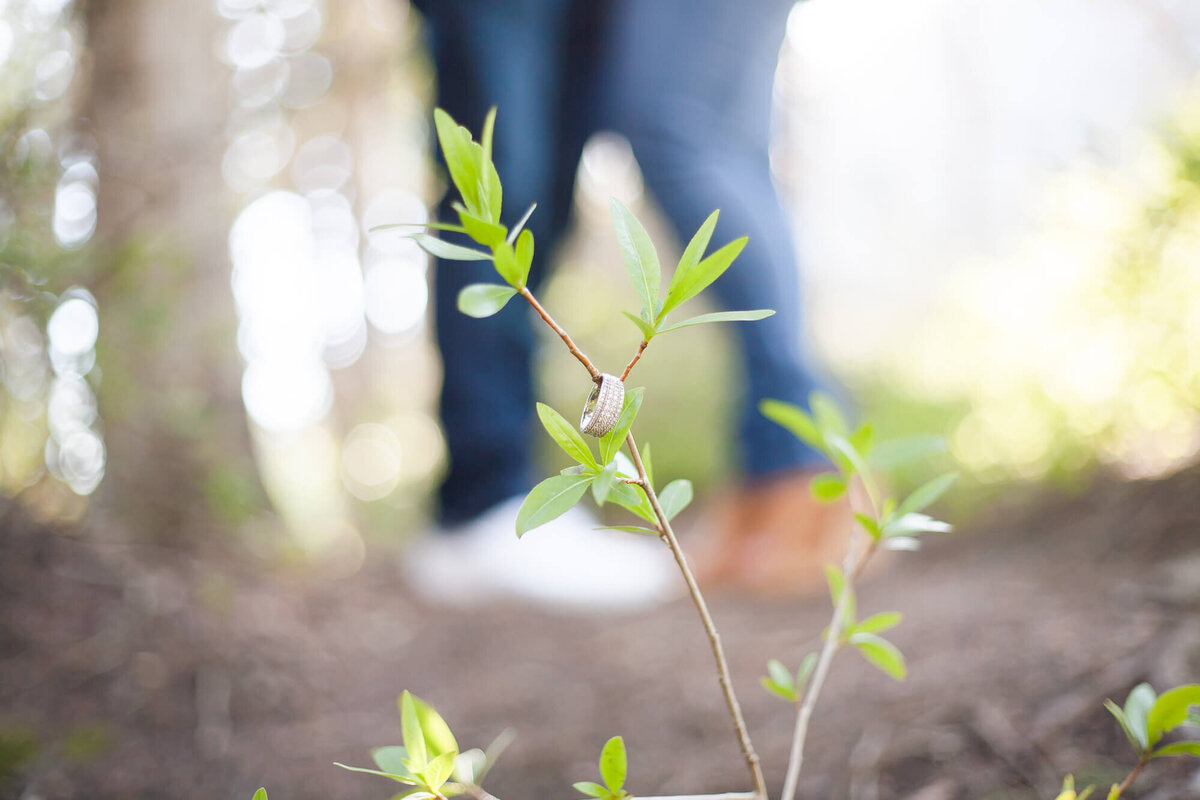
left=82, top=0, right=260, bottom=537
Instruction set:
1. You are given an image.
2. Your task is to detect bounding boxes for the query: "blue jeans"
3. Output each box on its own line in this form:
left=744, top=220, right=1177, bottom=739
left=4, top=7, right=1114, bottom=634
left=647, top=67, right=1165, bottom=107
left=418, top=0, right=825, bottom=525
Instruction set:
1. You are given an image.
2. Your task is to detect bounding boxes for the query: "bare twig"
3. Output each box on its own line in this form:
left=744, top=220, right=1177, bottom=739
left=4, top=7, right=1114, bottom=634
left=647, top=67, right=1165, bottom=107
left=620, top=339, right=649, bottom=381
left=626, top=434, right=767, bottom=800
left=780, top=526, right=866, bottom=800
left=518, top=287, right=600, bottom=379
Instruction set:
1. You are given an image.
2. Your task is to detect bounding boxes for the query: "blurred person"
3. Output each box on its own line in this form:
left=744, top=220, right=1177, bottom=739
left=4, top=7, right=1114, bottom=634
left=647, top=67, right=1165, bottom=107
left=403, top=0, right=839, bottom=612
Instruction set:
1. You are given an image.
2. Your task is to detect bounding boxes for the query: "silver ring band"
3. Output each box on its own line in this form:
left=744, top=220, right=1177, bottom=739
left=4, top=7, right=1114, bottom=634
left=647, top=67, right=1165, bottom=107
left=580, top=373, right=624, bottom=437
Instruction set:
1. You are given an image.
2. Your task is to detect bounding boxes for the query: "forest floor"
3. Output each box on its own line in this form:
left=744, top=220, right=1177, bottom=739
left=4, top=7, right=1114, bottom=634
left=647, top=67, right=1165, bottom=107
left=2, top=466, right=1200, bottom=800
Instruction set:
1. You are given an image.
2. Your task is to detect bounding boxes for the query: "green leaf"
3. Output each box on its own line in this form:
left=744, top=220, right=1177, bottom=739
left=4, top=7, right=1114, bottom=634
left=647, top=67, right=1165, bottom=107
left=849, top=424, right=874, bottom=458
left=1146, top=685, right=1200, bottom=746
left=574, top=781, right=610, bottom=798
left=477, top=147, right=502, bottom=224
left=655, top=308, right=774, bottom=334
left=333, top=762, right=415, bottom=783
left=599, top=387, right=645, bottom=465
left=457, top=284, right=518, bottom=318
left=1105, top=699, right=1145, bottom=756
left=422, top=751, right=456, bottom=791
left=620, top=310, right=658, bottom=340
left=640, top=442, right=654, bottom=489
left=458, top=210, right=507, bottom=248
left=824, top=432, right=871, bottom=482
left=514, top=229, right=534, bottom=284
left=599, top=736, right=627, bottom=795
left=411, top=695, right=458, bottom=759
left=767, top=659, right=795, bottom=691
left=591, top=461, right=619, bottom=506
left=373, top=746, right=415, bottom=780
left=881, top=512, right=952, bottom=537
left=853, top=611, right=902, bottom=635
left=1124, top=683, right=1156, bottom=752
left=1106, top=784, right=1120, bottom=800
left=401, top=691, right=427, bottom=768
left=854, top=512, right=881, bottom=540
left=1150, top=741, right=1200, bottom=758
left=537, top=403, right=599, bottom=470
left=658, top=479, right=693, bottom=520
left=662, top=232, right=749, bottom=318
left=883, top=536, right=921, bottom=551
left=594, top=525, right=659, bottom=535
left=492, top=241, right=523, bottom=287
left=516, top=473, right=594, bottom=536
left=480, top=107, right=496, bottom=170
left=810, top=391, right=849, bottom=437
left=610, top=198, right=662, bottom=320
left=252, top=790, right=268, bottom=800
left=661, top=210, right=718, bottom=318
left=506, top=203, right=537, bottom=245
left=413, top=233, right=492, bottom=262
left=869, top=434, right=947, bottom=470
left=849, top=632, right=907, bottom=680
left=607, top=481, right=657, bottom=524
left=796, top=653, right=818, bottom=689
left=759, top=399, right=824, bottom=452
left=433, top=108, right=482, bottom=213
left=897, top=473, right=958, bottom=516
left=369, top=220, right=468, bottom=234
left=760, top=676, right=798, bottom=702
left=809, top=472, right=847, bottom=502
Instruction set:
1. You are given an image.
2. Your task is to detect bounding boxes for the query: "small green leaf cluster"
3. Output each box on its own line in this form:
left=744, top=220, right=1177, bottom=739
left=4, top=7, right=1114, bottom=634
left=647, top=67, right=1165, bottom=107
left=574, top=736, right=630, bottom=800
left=335, top=691, right=495, bottom=800
left=1105, top=682, right=1200, bottom=762
left=407, top=108, right=537, bottom=318
left=611, top=200, right=774, bottom=341
left=760, top=391, right=956, bottom=553
left=761, top=654, right=817, bottom=703
left=517, top=395, right=692, bottom=536
left=824, top=565, right=906, bottom=681
left=412, top=109, right=773, bottom=334
left=756, top=393, right=957, bottom=694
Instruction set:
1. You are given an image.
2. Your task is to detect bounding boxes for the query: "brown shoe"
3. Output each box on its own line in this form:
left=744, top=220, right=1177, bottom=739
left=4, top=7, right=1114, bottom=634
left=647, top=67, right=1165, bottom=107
left=688, top=469, right=855, bottom=596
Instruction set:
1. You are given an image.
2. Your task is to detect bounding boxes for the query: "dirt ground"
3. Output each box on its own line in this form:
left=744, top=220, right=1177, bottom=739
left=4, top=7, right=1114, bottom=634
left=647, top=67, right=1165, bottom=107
left=2, top=466, right=1200, bottom=800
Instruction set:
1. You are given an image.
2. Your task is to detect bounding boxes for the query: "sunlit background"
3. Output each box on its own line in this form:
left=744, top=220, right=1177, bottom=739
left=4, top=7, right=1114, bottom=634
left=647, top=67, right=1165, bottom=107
left=2, top=0, right=1200, bottom=547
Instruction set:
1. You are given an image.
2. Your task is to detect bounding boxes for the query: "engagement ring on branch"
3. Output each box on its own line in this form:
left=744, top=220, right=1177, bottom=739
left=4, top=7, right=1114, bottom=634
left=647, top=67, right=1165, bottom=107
left=580, top=373, right=624, bottom=437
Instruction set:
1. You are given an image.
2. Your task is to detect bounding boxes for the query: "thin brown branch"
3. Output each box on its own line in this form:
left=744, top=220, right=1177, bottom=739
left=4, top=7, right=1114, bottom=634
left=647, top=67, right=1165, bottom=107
left=626, top=433, right=767, bottom=800
left=518, top=287, right=600, bottom=379
left=620, top=339, right=649, bottom=381
left=1115, top=758, right=1148, bottom=796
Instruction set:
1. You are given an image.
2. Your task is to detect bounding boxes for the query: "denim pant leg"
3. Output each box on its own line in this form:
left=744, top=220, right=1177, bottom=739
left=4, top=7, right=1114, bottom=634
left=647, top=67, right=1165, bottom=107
left=420, top=0, right=600, bottom=524
left=603, top=0, right=827, bottom=479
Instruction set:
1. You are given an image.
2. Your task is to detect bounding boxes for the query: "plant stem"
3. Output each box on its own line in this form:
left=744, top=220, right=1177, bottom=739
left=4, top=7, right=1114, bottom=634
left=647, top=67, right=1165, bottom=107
left=1114, top=758, right=1147, bottom=797
left=626, top=433, right=767, bottom=800
left=518, top=286, right=600, bottom=379
left=620, top=339, right=649, bottom=381
left=780, top=528, right=866, bottom=800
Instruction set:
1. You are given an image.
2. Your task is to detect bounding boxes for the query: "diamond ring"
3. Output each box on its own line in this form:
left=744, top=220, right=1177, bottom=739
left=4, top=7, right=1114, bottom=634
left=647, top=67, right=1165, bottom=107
left=580, top=373, right=624, bottom=437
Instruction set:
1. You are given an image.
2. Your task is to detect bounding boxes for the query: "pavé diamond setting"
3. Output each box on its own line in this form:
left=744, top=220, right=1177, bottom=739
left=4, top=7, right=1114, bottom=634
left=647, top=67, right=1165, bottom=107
left=579, top=373, right=624, bottom=437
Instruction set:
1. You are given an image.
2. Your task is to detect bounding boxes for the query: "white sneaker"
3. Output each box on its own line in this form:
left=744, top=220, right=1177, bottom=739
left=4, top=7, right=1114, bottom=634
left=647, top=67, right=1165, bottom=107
left=402, top=496, right=679, bottom=615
